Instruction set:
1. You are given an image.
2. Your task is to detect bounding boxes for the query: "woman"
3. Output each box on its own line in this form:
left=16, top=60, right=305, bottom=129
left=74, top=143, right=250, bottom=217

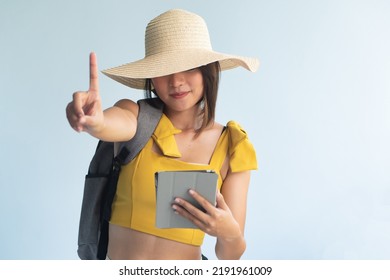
left=66, top=9, right=259, bottom=260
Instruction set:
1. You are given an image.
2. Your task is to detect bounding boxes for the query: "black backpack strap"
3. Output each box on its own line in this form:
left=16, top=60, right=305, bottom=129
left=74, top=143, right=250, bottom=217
left=97, top=98, right=163, bottom=260
left=97, top=159, right=121, bottom=260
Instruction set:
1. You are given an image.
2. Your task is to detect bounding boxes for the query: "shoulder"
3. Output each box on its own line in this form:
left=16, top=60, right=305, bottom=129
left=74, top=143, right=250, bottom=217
left=224, top=120, right=258, bottom=172
left=210, top=121, right=225, bottom=134
left=225, top=120, right=251, bottom=144
left=114, top=99, right=139, bottom=117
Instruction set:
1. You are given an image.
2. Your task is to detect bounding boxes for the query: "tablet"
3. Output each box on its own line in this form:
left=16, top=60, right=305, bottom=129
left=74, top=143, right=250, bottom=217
left=155, top=170, right=218, bottom=228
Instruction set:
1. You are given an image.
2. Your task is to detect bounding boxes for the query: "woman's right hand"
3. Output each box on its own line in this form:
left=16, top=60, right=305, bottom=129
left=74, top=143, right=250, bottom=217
left=66, top=52, right=104, bottom=135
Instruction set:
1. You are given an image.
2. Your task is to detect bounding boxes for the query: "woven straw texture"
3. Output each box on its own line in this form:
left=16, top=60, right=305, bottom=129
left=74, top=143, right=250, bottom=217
left=102, top=9, right=259, bottom=90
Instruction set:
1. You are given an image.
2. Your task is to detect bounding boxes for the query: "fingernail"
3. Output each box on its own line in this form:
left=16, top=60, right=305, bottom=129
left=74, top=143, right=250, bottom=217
left=172, top=205, right=179, bottom=214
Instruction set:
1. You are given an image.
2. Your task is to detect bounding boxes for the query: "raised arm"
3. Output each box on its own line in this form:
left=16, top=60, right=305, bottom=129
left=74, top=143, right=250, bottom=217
left=66, top=52, right=138, bottom=142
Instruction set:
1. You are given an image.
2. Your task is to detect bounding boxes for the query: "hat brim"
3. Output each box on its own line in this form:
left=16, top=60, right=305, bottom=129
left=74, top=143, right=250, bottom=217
left=101, top=49, right=259, bottom=89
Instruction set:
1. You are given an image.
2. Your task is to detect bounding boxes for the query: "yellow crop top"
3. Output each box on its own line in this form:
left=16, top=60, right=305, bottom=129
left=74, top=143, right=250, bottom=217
left=110, top=114, right=257, bottom=246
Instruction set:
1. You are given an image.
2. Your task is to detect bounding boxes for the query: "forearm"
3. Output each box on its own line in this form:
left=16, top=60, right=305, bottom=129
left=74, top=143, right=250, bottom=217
left=89, top=106, right=137, bottom=142
left=215, top=234, right=246, bottom=260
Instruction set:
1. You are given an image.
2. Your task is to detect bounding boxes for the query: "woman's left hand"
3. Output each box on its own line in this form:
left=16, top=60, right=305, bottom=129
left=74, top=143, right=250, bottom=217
left=172, top=189, right=242, bottom=241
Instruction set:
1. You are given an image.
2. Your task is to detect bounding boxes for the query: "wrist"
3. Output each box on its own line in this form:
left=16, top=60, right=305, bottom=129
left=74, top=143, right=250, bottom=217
left=219, top=231, right=244, bottom=245
left=88, top=119, right=107, bottom=139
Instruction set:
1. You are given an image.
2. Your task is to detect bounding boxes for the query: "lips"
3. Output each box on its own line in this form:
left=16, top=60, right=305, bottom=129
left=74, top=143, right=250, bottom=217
left=170, top=91, right=189, bottom=99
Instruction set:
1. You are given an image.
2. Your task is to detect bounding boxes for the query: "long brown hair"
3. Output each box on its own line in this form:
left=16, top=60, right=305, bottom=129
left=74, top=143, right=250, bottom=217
left=144, top=61, right=221, bottom=134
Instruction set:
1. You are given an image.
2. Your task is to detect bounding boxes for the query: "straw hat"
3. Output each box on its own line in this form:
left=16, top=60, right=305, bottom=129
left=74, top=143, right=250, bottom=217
left=102, top=9, right=259, bottom=90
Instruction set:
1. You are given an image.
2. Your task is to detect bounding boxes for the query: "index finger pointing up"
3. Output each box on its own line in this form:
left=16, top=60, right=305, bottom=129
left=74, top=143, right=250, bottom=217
left=89, top=52, right=99, bottom=92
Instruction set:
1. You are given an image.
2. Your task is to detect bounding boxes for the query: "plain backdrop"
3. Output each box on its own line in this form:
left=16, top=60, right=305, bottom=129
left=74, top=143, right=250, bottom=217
left=1, top=0, right=389, bottom=260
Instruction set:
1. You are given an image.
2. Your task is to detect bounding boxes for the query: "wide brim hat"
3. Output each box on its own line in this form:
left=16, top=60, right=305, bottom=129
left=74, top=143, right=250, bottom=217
left=102, top=9, right=259, bottom=90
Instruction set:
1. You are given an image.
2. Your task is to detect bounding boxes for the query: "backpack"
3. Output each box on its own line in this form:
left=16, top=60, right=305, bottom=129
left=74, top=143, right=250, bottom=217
left=77, top=98, right=164, bottom=260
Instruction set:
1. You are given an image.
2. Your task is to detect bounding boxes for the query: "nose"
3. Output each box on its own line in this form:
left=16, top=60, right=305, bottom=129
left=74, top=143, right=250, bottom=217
left=169, top=72, right=184, bottom=88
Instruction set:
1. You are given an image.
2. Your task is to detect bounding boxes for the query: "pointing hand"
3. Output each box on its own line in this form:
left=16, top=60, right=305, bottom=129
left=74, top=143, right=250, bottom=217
left=66, top=52, right=104, bottom=134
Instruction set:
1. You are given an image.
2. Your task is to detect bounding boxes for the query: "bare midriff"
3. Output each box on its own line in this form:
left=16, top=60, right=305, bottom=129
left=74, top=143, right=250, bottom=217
left=107, top=224, right=202, bottom=260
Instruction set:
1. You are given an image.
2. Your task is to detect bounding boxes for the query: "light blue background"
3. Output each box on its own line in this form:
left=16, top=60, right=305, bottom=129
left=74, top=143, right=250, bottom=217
left=1, top=0, right=389, bottom=260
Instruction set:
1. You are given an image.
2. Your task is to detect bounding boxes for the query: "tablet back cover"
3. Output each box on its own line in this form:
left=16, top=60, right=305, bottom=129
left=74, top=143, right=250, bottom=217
left=155, top=170, right=218, bottom=228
